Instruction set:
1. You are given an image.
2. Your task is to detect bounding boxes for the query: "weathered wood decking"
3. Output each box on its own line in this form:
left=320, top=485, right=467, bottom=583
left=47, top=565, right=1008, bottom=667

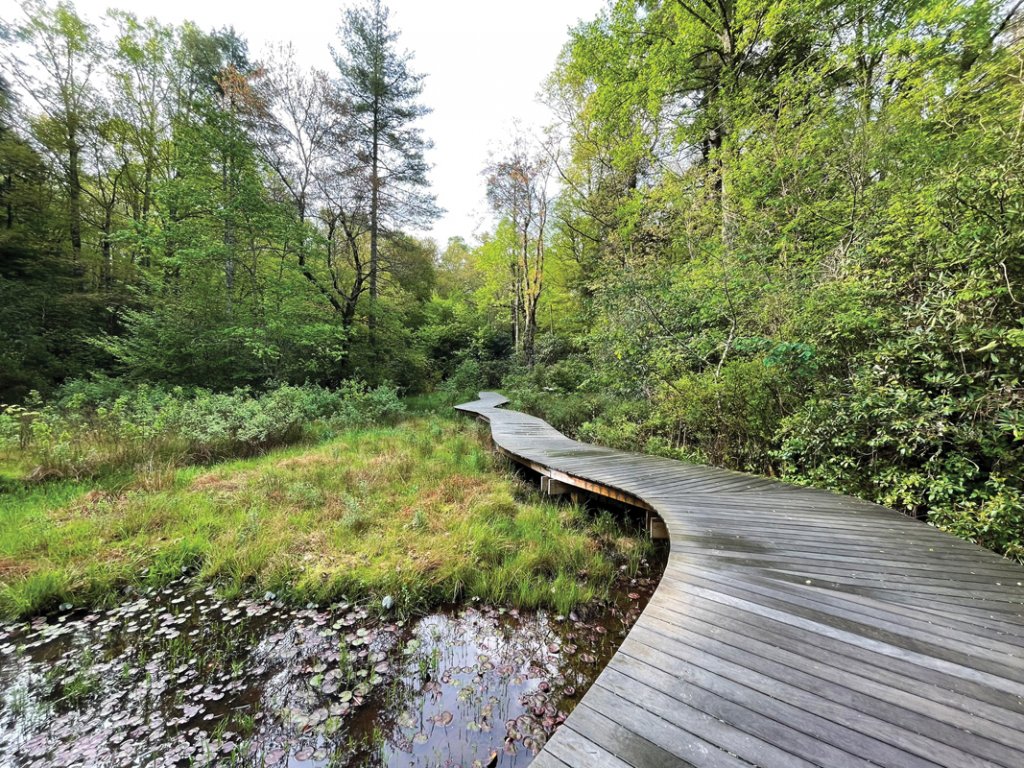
left=456, top=392, right=1024, bottom=768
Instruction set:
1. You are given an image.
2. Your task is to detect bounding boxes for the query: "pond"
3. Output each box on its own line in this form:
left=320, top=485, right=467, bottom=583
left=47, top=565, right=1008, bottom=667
left=0, top=552, right=664, bottom=767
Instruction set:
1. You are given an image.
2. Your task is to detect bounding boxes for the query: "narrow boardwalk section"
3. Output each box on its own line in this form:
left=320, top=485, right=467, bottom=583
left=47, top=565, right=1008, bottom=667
left=456, top=393, right=1024, bottom=768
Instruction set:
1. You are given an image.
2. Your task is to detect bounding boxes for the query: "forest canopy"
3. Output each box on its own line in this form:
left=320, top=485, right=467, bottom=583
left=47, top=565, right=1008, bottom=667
left=2, top=0, right=1024, bottom=559
left=0, top=0, right=441, bottom=397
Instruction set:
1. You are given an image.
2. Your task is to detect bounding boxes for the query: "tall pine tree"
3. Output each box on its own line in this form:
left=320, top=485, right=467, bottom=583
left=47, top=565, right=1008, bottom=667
left=332, top=0, right=438, bottom=334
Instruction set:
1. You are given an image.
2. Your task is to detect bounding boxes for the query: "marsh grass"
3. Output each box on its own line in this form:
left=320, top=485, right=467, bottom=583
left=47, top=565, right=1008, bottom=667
left=0, top=417, right=648, bottom=619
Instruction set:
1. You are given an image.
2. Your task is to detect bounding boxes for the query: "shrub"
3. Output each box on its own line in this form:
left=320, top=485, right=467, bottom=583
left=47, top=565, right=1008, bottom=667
left=776, top=324, right=1024, bottom=560
left=326, top=381, right=407, bottom=427
left=2, top=380, right=406, bottom=480
left=440, top=359, right=486, bottom=403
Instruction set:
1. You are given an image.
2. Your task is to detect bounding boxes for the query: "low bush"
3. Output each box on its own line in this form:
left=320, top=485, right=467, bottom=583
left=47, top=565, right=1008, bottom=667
left=776, top=326, right=1024, bottom=561
left=0, top=380, right=406, bottom=480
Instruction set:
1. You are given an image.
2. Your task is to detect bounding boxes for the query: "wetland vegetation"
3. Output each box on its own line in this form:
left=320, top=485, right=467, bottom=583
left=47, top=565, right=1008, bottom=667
left=0, top=565, right=662, bottom=766
left=0, top=381, right=661, bottom=766
left=4, top=0, right=1023, bottom=762
left=0, top=385, right=649, bottom=620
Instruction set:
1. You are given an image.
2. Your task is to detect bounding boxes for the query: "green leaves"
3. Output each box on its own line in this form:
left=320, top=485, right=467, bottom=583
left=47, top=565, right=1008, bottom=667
left=510, top=0, right=1024, bottom=559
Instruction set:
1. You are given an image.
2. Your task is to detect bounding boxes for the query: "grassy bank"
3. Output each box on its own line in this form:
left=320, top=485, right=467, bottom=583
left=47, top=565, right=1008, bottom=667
left=0, top=416, right=648, bottom=619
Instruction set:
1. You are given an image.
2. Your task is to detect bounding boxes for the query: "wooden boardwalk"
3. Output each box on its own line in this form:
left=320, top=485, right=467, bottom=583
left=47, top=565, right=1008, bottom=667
left=456, top=392, right=1024, bottom=768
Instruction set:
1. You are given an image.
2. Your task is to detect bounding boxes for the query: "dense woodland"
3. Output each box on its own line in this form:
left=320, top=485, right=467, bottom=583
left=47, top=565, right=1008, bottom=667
left=2, top=0, right=1023, bottom=559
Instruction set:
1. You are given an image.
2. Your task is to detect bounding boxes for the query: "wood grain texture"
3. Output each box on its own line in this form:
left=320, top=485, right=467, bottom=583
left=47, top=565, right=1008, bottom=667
left=456, top=392, right=1024, bottom=768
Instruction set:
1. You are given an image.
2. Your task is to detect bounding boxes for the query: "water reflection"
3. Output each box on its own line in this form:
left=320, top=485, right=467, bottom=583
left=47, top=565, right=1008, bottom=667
left=0, top=557, right=662, bottom=767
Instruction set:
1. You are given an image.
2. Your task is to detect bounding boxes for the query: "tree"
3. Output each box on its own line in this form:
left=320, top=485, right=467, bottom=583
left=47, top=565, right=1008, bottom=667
left=0, top=60, right=106, bottom=400
left=502, top=0, right=1024, bottom=560
left=1, top=73, right=14, bottom=229
left=435, top=236, right=481, bottom=299
left=106, top=12, right=175, bottom=225
left=3, top=0, right=103, bottom=267
left=259, top=44, right=370, bottom=327
left=485, top=134, right=554, bottom=367
left=332, top=0, right=439, bottom=334
left=1, top=1, right=443, bottom=395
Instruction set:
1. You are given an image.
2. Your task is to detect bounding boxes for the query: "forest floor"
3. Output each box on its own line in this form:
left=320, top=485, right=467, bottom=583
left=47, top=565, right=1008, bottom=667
left=0, top=415, right=648, bottom=620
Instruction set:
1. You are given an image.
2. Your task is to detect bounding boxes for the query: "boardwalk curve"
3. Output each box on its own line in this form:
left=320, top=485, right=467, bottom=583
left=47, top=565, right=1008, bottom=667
left=456, top=392, right=1024, bottom=768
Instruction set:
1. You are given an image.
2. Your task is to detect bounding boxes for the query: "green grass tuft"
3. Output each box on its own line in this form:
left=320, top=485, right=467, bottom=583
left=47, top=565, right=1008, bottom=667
left=0, top=416, right=649, bottom=619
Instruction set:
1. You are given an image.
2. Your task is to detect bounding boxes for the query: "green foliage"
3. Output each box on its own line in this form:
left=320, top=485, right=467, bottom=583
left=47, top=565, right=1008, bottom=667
left=0, top=1, right=441, bottom=399
left=333, top=0, right=437, bottom=230
left=502, top=357, right=619, bottom=437
left=5, top=0, right=1024, bottom=566
left=478, top=0, right=1024, bottom=561
left=0, top=418, right=645, bottom=619
left=1, top=380, right=405, bottom=479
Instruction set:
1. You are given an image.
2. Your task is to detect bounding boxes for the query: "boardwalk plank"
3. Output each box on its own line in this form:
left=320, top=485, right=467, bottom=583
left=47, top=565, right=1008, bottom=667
left=636, top=608, right=1024, bottom=761
left=642, top=597, right=1024, bottom=731
left=455, top=393, right=1024, bottom=768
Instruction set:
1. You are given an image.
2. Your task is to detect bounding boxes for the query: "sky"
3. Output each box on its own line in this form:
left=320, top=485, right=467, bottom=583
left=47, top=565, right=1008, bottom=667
left=49, top=0, right=607, bottom=246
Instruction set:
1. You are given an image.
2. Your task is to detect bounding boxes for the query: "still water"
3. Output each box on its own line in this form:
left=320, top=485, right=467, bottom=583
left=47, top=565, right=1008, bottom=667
left=0, top=556, right=662, bottom=767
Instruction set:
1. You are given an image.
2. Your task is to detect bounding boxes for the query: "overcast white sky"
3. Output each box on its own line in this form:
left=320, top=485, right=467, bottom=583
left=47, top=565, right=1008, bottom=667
left=41, top=0, right=606, bottom=245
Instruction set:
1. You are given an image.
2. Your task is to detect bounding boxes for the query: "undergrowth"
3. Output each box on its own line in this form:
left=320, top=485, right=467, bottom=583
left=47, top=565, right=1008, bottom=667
left=0, top=416, right=649, bottom=619
left=0, top=379, right=406, bottom=481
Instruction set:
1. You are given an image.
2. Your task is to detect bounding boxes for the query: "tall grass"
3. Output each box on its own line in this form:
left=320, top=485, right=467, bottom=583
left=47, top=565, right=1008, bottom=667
left=0, top=417, right=650, bottom=619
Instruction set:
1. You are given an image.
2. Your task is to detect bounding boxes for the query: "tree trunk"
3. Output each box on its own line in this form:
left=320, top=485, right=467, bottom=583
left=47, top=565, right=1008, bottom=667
left=511, top=250, right=521, bottom=355
left=520, top=225, right=531, bottom=363
left=523, top=208, right=546, bottom=369
left=223, top=150, right=235, bottom=317
left=369, top=99, right=380, bottom=336
left=101, top=205, right=113, bottom=289
left=523, top=299, right=538, bottom=368
left=142, top=161, right=153, bottom=219
left=3, top=173, right=11, bottom=229
left=367, top=3, right=384, bottom=339
left=68, top=138, right=83, bottom=265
